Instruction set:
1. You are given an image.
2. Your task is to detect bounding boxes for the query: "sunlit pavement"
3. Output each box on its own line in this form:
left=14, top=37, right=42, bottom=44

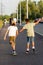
left=0, top=24, right=43, bottom=65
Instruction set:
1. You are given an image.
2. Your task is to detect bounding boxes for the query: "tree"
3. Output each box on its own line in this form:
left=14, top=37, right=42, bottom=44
left=18, top=1, right=26, bottom=21
left=10, top=13, right=17, bottom=18
left=18, top=0, right=43, bottom=21
left=38, top=0, right=43, bottom=17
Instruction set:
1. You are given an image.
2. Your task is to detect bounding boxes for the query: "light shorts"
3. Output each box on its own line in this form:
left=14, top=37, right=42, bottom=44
left=9, top=36, right=16, bottom=43
left=27, top=36, right=34, bottom=43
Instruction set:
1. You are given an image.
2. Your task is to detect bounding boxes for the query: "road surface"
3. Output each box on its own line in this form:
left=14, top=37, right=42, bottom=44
left=0, top=24, right=43, bottom=65
left=35, top=23, right=43, bottom=36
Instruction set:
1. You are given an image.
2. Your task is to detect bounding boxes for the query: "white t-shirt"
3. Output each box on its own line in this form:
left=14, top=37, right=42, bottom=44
left=8, top=26, right=18, bottom=36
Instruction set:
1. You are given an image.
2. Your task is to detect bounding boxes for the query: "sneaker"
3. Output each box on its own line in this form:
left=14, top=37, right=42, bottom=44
left=26, top=51, right=29, bottom=54
left=32, top=49, right=35, bottom=54
left=13, top=51, right=17, bottom=55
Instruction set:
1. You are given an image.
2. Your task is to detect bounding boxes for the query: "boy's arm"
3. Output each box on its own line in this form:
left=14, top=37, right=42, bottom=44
left=19, top=28, right=24, bottom=33
left=35, top=18, right=41, bottom=25
left=4, top=30, right=9, bottom=40
left=16, top=30, right=18, bottom=37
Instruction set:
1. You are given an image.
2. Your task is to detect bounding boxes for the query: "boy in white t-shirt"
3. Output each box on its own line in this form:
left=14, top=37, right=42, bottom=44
left=4, top=18, right=18, bottom=55
left=20, top=18, right=41, bottom=54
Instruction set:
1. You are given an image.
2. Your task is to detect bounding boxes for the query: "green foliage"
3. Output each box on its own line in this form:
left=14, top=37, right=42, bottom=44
left=38, top=0, right=43, bottom=17
left=0, top=15, right=10, bottom=21
left=18, top=0, right=43, bottom=21
left=10, top=13, right=17, bottom=18
left=0, top=20, right=3, bottom=28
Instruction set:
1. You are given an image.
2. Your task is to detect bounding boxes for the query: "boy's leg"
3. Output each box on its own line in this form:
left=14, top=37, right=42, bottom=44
left=10, top=41, right=17, bottom=55
left=9, top=36, right=17, bottom=55
left=32, top=37, right=35, bottom=53
left=32, top=41, right=35, bottom=49
left=9, top=36, right=16, bottom=50
left=26, top=42, right=30, bottom=51
left=26, top=37, right=30, bottom=53
left=10, top=41, right=16, bottom=51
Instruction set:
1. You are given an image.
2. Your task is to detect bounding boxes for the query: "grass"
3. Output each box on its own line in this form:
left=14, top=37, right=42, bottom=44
left=0, top=20, right=3, bottom=28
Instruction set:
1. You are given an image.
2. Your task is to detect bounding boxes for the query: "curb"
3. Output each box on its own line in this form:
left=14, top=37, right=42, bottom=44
left=35, top=31, right=43, bottom=36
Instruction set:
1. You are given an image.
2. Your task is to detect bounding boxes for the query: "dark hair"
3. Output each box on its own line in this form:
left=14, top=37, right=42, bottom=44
left=25, top=18, right=29, bottom=22
left=12, top=23, right=15, bottom=26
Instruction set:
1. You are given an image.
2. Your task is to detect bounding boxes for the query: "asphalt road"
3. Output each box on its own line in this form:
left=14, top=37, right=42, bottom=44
left=35, top=23, right=43, bottom=36
left=0, top=24, right=43, bottom=65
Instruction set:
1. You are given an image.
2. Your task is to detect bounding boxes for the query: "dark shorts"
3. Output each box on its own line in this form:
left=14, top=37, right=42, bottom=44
left=27, top=36, right=34, bottom=44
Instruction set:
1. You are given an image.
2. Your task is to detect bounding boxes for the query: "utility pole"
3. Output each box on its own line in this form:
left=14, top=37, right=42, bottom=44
left=26, top=0, right=28, bottom=18
left=1, top=0, right=3, bottom=15
left=1, top=0, right=2, bottom=15
left=20, top=0, right=21, bottom=26
left=17, top=6, right=18, bottom=23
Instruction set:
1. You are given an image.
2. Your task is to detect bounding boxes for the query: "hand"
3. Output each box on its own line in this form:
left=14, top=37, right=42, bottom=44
left=39, top=18, right=41, bottom=22
left=19, top=29, right=23, bottom=33
left=19, top=30, right=21, bottom=33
